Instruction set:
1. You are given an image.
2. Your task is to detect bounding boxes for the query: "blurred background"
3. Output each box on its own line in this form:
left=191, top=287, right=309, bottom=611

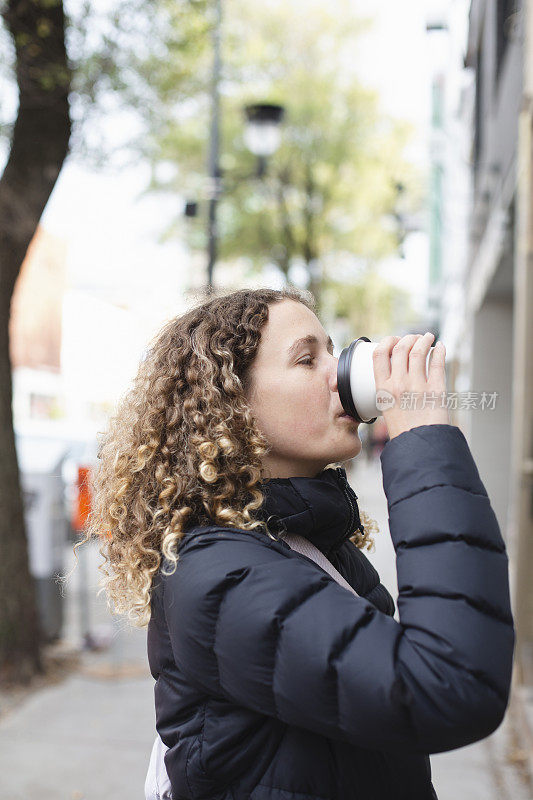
left=0, top=0, right=532, bottom=797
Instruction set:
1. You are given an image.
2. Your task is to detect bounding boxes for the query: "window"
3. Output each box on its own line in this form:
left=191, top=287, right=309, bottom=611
left=496, top=0, right=518, bottom=81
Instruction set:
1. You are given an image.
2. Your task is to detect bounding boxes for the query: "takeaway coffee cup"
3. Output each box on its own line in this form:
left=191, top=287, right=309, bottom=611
left=337, top=336, right=437, bottom=424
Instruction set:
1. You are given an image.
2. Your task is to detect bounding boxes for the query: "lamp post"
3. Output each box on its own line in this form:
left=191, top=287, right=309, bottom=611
left=199, top=0, right=285, bottom=297
left=202, top=102, right=285, bottom=296
left=205, top=0, right=222, bottom=298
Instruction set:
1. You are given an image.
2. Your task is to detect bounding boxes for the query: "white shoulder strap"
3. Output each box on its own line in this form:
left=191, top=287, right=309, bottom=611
left=280, top=532, right=360, bottom=598
left=145, top=732, right=172, bottom=800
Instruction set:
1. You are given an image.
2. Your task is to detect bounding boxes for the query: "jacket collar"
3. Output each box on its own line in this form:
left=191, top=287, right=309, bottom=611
left=258, top=466, right=364, bottom=558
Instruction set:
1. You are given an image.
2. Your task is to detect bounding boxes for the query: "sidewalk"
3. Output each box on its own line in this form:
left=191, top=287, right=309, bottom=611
left=0, top=540, right=156, bottom=800
left=0, top=455, right=531, bottom=799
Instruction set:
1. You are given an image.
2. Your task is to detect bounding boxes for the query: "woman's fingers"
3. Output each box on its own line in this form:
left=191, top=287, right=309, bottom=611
left=390, top=334, right=425, bottom=379
left=405, top=332, right=435, bottom=382
left=373, top=332, right=450, bottom=440
left=372, top=336, right=401, bottom=382
left=373, top=332, right=440, bottom=386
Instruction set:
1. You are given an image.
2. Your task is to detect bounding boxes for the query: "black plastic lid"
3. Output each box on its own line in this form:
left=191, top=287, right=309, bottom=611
left=337, top=336, right=377, bottom=424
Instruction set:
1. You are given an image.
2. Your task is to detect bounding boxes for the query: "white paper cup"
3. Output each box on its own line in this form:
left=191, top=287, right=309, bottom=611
left=337, top=337, right=437, bottom=423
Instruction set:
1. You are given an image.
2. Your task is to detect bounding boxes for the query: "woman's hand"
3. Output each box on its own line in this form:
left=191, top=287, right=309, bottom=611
left=372, top=332, right=450, bottom=440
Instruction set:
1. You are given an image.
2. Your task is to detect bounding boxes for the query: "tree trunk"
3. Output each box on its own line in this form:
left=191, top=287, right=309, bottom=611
left=0, top=0, right=71, bottom=685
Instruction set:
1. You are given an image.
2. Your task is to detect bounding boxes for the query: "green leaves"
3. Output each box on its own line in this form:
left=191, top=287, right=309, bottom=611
left=139, top=0, right=424, bottom=286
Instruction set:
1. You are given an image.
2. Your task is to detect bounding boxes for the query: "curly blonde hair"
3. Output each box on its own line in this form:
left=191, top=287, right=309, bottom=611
left=70, top=285, right=378, bottom=627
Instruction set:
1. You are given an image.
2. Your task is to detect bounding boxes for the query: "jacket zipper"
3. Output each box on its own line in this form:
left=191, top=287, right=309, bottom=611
left=335, top=467, right=363, bottom=545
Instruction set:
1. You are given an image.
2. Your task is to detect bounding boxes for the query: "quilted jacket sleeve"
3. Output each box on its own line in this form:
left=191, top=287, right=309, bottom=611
left=161, top=424, right=515, bottom=755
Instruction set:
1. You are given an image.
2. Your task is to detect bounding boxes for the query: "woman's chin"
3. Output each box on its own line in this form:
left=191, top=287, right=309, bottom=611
left=334, top=434, right=362, bottom=462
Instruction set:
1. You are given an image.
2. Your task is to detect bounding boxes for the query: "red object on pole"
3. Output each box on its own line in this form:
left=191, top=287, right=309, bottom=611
left=73, top=465, right=92, bottom=532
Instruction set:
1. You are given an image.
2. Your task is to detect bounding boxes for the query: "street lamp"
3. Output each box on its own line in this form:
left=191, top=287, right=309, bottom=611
left=243, top=103, right=285, bottom=177
left=193, top=1, right=286, bottom=298
left=197, top=98, right=285, bottom=295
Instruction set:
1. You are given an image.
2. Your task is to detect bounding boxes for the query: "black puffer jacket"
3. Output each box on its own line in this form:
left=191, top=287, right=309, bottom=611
left=147, top=424, right=515, bottom=800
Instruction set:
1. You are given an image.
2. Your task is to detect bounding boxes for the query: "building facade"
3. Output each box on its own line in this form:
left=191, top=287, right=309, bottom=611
left=437, top=0, right=533, bottom=772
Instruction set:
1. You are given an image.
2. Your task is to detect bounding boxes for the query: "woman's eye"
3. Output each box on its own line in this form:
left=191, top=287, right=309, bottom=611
left=298, top=356, right=314, bottom=366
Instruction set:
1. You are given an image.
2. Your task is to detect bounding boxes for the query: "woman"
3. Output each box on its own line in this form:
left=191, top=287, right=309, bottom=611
left=85, top=286, right=515, bottom=800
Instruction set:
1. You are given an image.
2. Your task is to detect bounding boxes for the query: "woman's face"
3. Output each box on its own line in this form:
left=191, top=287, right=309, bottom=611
left=246, top=299, right=362, bottom=479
